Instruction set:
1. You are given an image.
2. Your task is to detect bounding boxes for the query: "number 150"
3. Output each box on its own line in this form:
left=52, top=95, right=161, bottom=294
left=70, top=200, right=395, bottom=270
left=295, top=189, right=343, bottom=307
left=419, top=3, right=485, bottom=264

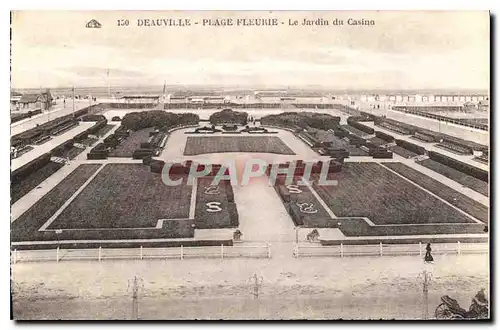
left=117, top=19, right=129, bottom=26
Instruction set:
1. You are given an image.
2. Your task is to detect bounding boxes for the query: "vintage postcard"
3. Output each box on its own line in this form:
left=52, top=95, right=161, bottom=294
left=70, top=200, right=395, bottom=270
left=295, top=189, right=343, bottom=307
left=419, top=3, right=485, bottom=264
left=10, top=10, right=490, bottom=320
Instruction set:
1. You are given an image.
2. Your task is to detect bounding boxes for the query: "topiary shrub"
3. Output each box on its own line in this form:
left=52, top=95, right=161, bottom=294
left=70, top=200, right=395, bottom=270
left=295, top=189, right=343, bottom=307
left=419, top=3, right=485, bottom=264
left=121, top=111, right=199, bottom=131
left=209, top=109, right=248, bottom=125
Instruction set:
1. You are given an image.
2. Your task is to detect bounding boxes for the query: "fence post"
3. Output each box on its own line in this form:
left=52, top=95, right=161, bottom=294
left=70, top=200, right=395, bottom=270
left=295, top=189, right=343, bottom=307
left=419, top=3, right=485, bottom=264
left=180, top=245, right=184, bottom=260
left=56, top=247, right=60, bottom=262
left=379, top=242, right=383, bottom=256
left=140, top=246, right=143, bottom=260
left=295, top=243, right=299, bottom=258
left=457, top=241, right=461, bottom=256
left=221, top=244, right=224, bottom=260
left=419, top=242, right=422, bottom=257
left=340, top=243, right=344, bottom=258
left=267, top=243, right=272, bottom=259
left=98, top=246, right=102, bottom=262
left=13, top=249, right=17, bottom=264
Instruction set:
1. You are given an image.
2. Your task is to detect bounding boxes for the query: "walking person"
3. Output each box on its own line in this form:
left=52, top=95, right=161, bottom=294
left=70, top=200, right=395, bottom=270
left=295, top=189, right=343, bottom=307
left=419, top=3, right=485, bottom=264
left=424, top=243, right=434, bottom=263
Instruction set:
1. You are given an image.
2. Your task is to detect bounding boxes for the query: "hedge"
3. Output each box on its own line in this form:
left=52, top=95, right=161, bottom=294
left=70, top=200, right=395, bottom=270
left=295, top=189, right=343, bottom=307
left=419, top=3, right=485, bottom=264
left=142, top=156, right=153, bottom=165
left=395, top=139, right=426, bottom=155
left=261, top=112, right=340, bottom=130
left=347, top=117, right=375, bottom=134
left=132, top=149, right=153, bottom=159
left=347, top=134, right=365, bottom=146
left=150, top=160, right=166, bottom=173
left=11, top=153, right=51, bottom=184
left=240, top=126, right=269, bottom=133
left=333, top=129, right=349, bottom=138
left=13, top=239, right=234, bottom=250
left=12, top=117, right=108, bottom=181
left=194, top=126, right=221, bottom=133
left=326, top=149, right=349, bottom=159
left=11, top=109, right=42, bottom=123
left=372, top=151, right=393, bottom=159
left=209, top=109, right=248, bottom=125
left=81, top=114, right=106, bottom=122
left=222, top=124, right=239, bottom=131
left=427, top=151, right=488, bottom=182
left=11, top=105, right=95, bottom=146
left=375, top=131, right=395, bottom=142
left=121, top=111, right=199, bottom=131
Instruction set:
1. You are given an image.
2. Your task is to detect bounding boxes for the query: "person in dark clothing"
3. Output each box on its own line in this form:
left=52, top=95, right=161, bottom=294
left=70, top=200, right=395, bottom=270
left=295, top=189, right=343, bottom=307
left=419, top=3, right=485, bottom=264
left=425, top=243, right=434, bottom=262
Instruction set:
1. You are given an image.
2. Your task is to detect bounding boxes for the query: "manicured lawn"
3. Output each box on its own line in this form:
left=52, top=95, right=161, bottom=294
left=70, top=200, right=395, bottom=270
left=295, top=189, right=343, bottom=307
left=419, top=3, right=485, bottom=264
left=183, top=136, right=295, bottom=155
left=417, top=158, right=489, bottom=196
left=272, top=167, right=486, bottom=237
left=11, top=164, right=102, bottom=242
left=313, top=163, right=477, bottom=225
left=382, top=162, right=488, bottom=223
left=12, top=164, right=239, bottom=247
left=50, top=164, right=192, bottom=229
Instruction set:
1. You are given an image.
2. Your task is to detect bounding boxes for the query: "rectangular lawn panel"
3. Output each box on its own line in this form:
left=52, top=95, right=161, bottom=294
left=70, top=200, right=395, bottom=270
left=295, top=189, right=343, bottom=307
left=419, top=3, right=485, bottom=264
left=272, top=175, right=485, bottom=237
left=49, top=164, right=192, bottom=229
left=312, top=162, right=477, bottom=225
left=382, top=162, right=488, bottom=223
left=417, top=158, right=489, bottom=196
left=11, top=164, right=102, bottom=242
left=183, top=136, right=295, bottom=155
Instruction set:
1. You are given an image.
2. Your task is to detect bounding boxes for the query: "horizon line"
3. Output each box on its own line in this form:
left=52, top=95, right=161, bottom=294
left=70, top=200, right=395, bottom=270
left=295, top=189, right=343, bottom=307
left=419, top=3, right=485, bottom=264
left=11, top=84, right=490, bottom=94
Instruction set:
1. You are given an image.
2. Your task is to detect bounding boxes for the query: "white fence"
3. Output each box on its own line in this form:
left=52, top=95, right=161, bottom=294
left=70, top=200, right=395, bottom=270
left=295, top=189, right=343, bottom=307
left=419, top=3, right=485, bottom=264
left=293, top=242, right=489, bottom=258
left=11, top=244, right=271, bottom=264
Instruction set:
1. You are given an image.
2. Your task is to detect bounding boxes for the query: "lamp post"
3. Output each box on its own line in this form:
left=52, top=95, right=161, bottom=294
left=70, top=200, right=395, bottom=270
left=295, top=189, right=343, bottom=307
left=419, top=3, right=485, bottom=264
left=418, top=266, right=433, bottom=320
left=127, top=276, right=144, bottom=320
left=248, top=273, right=263, bottom=299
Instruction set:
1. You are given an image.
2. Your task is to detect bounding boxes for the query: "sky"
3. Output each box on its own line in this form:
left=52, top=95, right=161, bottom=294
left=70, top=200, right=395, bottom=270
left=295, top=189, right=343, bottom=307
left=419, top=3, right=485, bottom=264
left=10, top=11, right=490, bottom=90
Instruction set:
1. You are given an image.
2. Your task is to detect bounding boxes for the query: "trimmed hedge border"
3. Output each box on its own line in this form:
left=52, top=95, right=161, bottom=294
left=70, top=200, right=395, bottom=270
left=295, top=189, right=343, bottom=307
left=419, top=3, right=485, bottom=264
left=11, top=109, right=42, bottom=123
left=395, top=139, right=426, bottom=155
left=428, top=151, right=488, bottom=182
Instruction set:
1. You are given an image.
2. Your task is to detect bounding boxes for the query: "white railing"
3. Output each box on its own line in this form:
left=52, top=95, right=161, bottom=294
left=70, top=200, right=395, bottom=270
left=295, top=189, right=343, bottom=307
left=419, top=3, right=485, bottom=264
left=293, top=241, right=489, bottom=258
left=11, top=243, right=272, bottom=264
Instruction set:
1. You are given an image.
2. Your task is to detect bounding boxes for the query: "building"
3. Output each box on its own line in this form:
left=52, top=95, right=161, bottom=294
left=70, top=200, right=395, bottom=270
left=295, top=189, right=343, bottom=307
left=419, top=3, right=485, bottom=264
left=18, top=90, right=53, bottom=110
left=254, top=91, right=328, bottom=104
left=120, top=95, right=160, bottom=104
left=10, top=91, right=23, bottom=111
left=187, top=96, right=227, bottom=104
